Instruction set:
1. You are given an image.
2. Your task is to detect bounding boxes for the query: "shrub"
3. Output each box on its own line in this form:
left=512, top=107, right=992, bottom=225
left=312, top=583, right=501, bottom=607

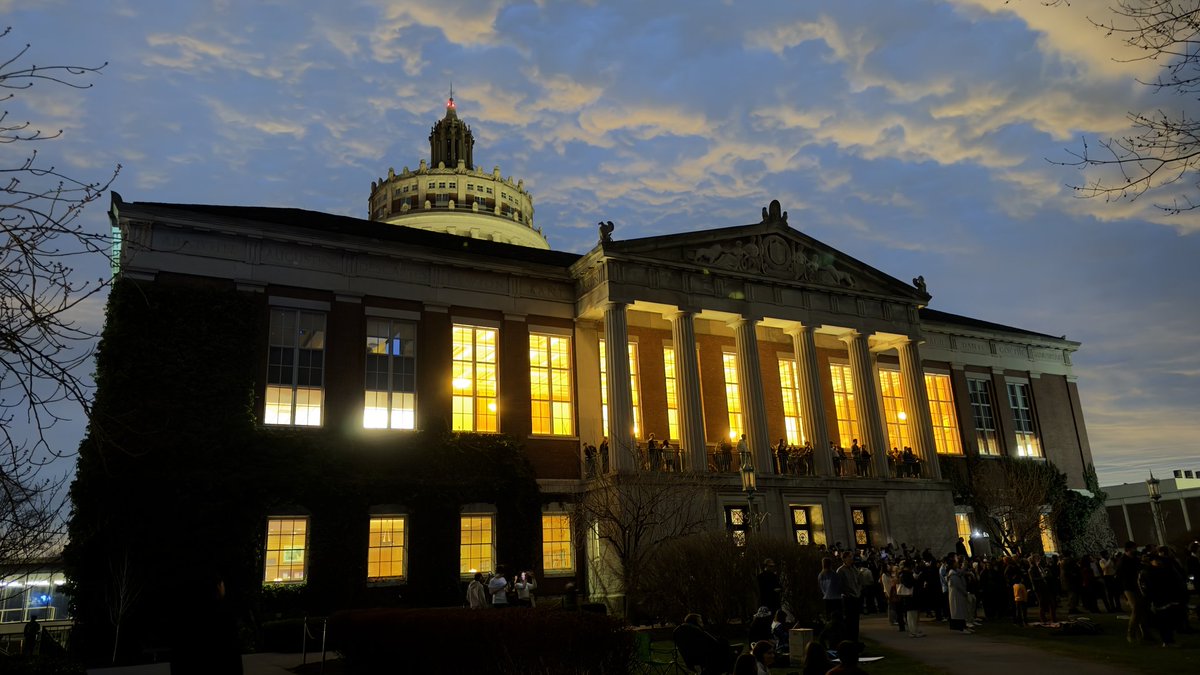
left=328, top=607, right=634, bottom=674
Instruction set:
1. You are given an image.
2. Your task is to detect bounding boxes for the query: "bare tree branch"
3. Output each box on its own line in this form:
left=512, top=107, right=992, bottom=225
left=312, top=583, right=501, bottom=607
left=1045, top=1, right=1200, bottom=212
left=0, top=25, right=117, bottom=570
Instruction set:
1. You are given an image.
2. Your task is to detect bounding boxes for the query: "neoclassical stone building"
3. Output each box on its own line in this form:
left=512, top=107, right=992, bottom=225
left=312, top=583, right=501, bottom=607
left=95, top=100, right=1093, bottom=610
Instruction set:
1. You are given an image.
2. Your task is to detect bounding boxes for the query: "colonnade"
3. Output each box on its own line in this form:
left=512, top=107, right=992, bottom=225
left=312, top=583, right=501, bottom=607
left=601, top=302, right=943, bottom=480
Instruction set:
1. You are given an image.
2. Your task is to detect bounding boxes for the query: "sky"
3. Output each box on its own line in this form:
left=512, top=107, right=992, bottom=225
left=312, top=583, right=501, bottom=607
left=6, top=0, right=1199, bottom=488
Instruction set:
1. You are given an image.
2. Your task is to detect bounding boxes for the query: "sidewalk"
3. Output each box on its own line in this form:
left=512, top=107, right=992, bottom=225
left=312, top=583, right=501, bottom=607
left=242, top=651, right=340, bottom=675
left=861, top=615, right=1132, bottom=675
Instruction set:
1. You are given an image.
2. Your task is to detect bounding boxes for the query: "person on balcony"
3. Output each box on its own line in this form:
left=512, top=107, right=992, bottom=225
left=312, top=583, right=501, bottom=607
left=775, top=439, right=789, bottom=474
left=857, top=445, right=872, bottom=477
left=648, top=433, right=662, bottom=471
left=831, top=442, right=843, bottom=477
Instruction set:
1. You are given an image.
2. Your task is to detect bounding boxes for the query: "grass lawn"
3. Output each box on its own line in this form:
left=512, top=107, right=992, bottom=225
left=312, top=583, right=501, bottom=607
left=978, top=612, right=1199, bottom=674
left=648, top=637, right=950, bottom=675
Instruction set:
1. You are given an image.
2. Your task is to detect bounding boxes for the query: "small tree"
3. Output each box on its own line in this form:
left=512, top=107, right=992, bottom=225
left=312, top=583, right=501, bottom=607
left=1, top=26, right=118, bottom=575
left=949, top=456, right=1065, bottom=555
left=572, top=472, right=718, bottom=619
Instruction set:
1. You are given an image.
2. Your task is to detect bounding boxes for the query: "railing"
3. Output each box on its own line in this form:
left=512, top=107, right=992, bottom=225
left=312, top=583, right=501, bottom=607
left=301, top=616, right=329, bottom=672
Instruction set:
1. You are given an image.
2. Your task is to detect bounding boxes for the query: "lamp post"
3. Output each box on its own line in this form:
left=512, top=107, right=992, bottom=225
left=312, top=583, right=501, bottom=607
left=1146, top=472, right=1166, bottom=546
left=740, top=447, right=758, bottom=533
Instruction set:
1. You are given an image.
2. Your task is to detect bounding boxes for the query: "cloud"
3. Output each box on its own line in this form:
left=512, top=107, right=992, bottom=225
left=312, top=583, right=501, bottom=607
left=204, top=98, right=307, bottom=140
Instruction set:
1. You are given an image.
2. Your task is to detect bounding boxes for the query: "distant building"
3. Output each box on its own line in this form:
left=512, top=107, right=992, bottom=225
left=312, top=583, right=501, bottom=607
left=1104, top=473, right=1200, bottom=545
left=70, top=99, right=1096, bottom=654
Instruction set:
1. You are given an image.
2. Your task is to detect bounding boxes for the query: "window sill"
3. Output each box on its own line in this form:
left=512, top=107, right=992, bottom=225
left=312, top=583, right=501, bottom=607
left=528, top=435, right=580, bottom=442
left=366, top=579, right=406, bottom=588
left=543, top=570, right=576, bottom=578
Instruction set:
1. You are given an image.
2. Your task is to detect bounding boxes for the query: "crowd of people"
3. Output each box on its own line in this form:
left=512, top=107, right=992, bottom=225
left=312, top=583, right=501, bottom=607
left=675, top=538, right=1198, bottom=673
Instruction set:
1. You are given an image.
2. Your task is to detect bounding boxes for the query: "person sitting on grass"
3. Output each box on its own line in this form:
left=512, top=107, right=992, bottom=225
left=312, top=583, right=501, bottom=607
left=750, top=640, right=775, bottom=675
left=826, top=640, right=869, bottom=674
left=801, top=641, right=833, bottom=675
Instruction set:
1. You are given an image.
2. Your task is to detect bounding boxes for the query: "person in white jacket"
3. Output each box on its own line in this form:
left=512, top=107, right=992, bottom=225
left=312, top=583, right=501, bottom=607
left=466, top=572, right=487, bottom=609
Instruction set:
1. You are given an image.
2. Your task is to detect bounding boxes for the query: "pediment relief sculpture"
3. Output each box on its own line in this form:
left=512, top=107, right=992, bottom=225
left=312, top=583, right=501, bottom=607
left=686, top=233, right=856, bottom=289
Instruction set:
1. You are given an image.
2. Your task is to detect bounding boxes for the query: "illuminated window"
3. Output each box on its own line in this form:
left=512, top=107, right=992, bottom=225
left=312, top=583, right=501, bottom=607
left=967, top=378, right=1001, bottom=456
left=878, top=369, right=912, bottom=454
left=955, top=512, right=972, bottom=543
left=1039, top=513, right=1057, bottom=554
left=460, top=515, right=495, bottom=576
left=264, top=517, right=308, bottom=584
left=851, top=508, right=871, bottom=550
left=722, top=352, right=743, bottom=440
left=266, top=309, right=325, bottom=426
left=542, top=513, right=574, bottom=573
left=924, top=373, right=962, bottom=454
left=792, top=506, right=813, bottom=545
left=367, top=516, right=407, bottom=580
left=452, top=325, right=498, bottom=432
left=725, top=506, right=749, bottom=547
left=663, top=346, right=680, bottom=442
left=778, top=357, right=804, bottom=445
left=530, top=334, right=574, bottom=436
left=1007, top=382, right=1042, bottom=457
left=598, top=339, right=642, bottom=438
left=829, top=363, right=860, bottom=447
left=364, top=318, right=416, bottom=429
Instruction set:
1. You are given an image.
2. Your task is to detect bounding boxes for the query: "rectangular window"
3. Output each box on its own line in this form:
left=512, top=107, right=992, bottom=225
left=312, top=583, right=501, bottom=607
left=924, top=373, right=962, bottom=454
left=722, top=351, right=743, bottom=441
left=851, top=508, right=871, bottom=550
left=955, top=512, right=972, bottom=543
left=530, top=334, right=574, bottom=436
left=967, top=378, right=1000, bottom=456
left=264, top=517, right=308, bottom=584
left=663, top=347, right=680, bottom=442
left=1039, top=513, right=1057, bottom=554
left=792, top=506, right=813, bottom=545
left=266, top=309, right=325, bottom=426
left=364, top=318, right=416, bottom=429
left=725, top=506, right=749, bottom=547
left=1007, top=382, right=1042, bottom=457
left=452, top=325, right=498, bottom=432
left=598, top=339, right=642, bottom=438
left=542, top=513, right=574, bottom=573
left=877, top=369, right=912, bottom=454
left=828, top=363, right=860, bottom=448
left=777, top=357, right=804, bottom=445
left=367, top=516, right=407, bottom=580
left=460, top=514, right=495, bottom=576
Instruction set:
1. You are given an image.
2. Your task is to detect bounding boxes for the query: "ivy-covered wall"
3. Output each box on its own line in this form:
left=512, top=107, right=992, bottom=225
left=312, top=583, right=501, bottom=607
left=65, top=278, right=542, bottom=665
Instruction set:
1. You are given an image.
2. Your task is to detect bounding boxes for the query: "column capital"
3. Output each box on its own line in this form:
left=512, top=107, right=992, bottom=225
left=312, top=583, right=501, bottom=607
left=725, top=314, right=762, bottom=329
left=784, top=322, right=818, bottom=337
left=666, top=307, right=700, bottom=321
left=836, top=329, right=865, bottom=343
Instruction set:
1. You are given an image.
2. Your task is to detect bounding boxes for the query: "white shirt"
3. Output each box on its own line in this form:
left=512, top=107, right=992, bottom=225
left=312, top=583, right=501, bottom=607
left=488, top=575, right=509, bottom=605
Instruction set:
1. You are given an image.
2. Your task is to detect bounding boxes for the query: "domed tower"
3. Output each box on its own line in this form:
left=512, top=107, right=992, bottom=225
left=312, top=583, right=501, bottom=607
left=368, top=95, right=547, bottom=249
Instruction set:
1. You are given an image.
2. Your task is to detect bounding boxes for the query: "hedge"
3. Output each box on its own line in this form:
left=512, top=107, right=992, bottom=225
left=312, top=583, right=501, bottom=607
left=329, top=607, right=634, bottom=674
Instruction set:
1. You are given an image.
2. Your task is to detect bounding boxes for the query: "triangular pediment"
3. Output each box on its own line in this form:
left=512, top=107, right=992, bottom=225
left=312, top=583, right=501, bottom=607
left=597, top=213, right=927, bottom=303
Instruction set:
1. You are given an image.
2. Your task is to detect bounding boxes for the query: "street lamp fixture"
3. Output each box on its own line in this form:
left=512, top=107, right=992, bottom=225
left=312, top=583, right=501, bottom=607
left=1146, top=471, right=1166, bottom=546
left=740, top=448, right=758, bottom=532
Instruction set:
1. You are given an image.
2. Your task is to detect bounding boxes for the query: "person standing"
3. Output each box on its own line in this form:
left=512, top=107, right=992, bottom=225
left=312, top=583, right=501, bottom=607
left=1013, top=577, right=1029, bottom=626
left=1116, top=541, right=1146, bottom=642
left=757, top=559, right=782, bottom=613
left=488, top=566, right=510, bottom=608
left=947, top=558, right=972, bottom=633
left=22, top=616, right=39, bottom=656
left=837, top=551, right=864, bottom=642
left=514, top=571, right=537, bottom=607
left=898, top=562, right=924, bottom=637
left=818, top=556, right=842, bottom=622
left=466, top=572, right=488, bottom=609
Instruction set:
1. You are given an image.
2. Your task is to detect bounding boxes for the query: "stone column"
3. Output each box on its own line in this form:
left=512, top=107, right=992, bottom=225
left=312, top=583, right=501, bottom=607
left=669, top=310, right=708, bottom=472
left=604, top=303, right=636, bottom=473
left=731, top=316, right=773, bottom=474
left=787, top=324, right=832, bottom=476
left=840, top=331, right=888, bottom=475
left=898, top=338, right=942, bottom=480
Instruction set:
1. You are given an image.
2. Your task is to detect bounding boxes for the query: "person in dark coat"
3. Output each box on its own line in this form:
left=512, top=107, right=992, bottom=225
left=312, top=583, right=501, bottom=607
left=674, top=614, right=732, bottom=675
left=757, top=558, right=782, bottom=612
